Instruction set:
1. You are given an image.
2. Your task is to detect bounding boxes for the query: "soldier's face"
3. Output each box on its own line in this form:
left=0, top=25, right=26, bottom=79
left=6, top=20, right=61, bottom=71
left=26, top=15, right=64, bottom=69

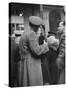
left=37, top=28, right=41, bottom=37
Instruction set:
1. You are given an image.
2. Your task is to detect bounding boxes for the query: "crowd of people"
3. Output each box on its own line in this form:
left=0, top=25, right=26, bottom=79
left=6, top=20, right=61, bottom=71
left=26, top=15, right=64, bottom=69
left=10, top=16, right=65, bottom=87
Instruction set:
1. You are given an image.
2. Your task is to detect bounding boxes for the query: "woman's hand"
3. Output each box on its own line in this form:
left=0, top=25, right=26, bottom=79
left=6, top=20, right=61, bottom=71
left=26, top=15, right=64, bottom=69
left=56, top=58, right=64, bottom=70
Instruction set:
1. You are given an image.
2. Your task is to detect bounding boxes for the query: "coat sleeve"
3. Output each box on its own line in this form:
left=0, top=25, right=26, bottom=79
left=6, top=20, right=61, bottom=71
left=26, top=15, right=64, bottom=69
left=28, top=31, right=49, bottom=55
left=57, top=33, right=65, bottom=62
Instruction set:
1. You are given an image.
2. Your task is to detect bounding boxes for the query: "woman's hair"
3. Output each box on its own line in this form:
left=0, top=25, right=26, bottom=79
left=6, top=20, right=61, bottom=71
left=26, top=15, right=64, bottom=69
left=41, top=24, right=45, bottom=33
left=63, top=21, right=65, bottom=26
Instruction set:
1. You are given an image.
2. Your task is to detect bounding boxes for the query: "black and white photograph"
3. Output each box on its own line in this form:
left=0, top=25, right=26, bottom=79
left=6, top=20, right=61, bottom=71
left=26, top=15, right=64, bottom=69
left=9, top=2, right=65, bottom=87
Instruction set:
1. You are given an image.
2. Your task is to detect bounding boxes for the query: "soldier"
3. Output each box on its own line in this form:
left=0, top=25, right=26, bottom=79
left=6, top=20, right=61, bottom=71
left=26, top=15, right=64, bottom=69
left=19, top=16, right=49, bottom=86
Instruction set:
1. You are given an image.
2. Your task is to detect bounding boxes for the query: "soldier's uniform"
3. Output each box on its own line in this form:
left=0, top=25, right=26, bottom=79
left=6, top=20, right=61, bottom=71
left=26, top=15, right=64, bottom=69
left=19, top=16, right=49, bottom=86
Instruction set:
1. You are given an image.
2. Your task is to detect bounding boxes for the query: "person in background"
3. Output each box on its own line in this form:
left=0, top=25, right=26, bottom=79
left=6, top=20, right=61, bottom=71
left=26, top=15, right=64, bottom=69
left=56, top=21, right=65, bottom=84
left=10, top=32, right=21, bottom=87
left=19, top=16, right=49, bottom=86
left=46, top=31, right=59, bottom=84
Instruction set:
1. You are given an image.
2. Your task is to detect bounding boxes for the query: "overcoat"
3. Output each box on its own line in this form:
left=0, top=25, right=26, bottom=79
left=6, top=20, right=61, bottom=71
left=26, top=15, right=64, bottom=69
left=57, top=30, right=65, bottom=84
left=19, top=29, right=49, bottom=86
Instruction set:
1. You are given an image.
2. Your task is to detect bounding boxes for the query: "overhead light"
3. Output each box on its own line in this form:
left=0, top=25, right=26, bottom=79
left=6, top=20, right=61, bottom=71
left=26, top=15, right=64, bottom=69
left=19, top=12, right=23, bottom=16
left=19, top=13, right=22, bottom=16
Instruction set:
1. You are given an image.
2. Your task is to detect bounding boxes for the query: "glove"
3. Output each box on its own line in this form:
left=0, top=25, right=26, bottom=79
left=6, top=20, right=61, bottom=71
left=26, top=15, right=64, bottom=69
left=56, top=58, right=64, bottom=70
left=44, top=40, right=47, bottom=44
left=43, top=40, right=49, bottom=53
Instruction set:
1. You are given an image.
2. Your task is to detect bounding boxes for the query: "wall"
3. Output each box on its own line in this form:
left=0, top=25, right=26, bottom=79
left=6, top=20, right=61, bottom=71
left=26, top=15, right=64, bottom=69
left=24, top=5, right=65, bottom=36
left=24, top=4, right=40, bottom=33
left=43, top=9, right=50, bottom=36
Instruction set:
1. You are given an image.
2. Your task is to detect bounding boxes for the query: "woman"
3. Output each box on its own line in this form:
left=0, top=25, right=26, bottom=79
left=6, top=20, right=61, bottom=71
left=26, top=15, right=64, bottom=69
left=19, top=16, right=49, bottom=86
left=46, top=32, right=59, bottom=84
left=38, top=25, right=51, bottom=85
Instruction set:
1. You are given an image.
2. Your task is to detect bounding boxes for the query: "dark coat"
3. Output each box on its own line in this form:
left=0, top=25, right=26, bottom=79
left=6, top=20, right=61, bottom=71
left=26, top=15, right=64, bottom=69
left=45, top=34, right=59, bottom=84
left=38, top=35, right=51, bottom=84
left=57, top=30, right=65, bottom=84
left=10, top=38, right=20, bottom=87
left=57, top=32, right=65, bottom=67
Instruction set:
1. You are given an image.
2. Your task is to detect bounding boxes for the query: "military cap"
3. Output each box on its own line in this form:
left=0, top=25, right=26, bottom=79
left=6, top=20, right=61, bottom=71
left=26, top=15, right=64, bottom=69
left=29, top=16, right=42, bottom=26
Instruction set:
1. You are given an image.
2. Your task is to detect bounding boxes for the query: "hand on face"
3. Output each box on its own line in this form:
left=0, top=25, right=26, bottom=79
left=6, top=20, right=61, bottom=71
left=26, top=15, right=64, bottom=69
left=57, top=22, right=65, bottom=34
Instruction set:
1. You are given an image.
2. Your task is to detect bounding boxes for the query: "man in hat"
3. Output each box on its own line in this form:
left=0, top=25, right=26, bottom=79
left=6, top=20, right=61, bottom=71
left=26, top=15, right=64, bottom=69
left=19, top=16, right=49, bottom=86
left=56, top=21, right=65, bottom=84
left=10, top=31, right=21, bottom=87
